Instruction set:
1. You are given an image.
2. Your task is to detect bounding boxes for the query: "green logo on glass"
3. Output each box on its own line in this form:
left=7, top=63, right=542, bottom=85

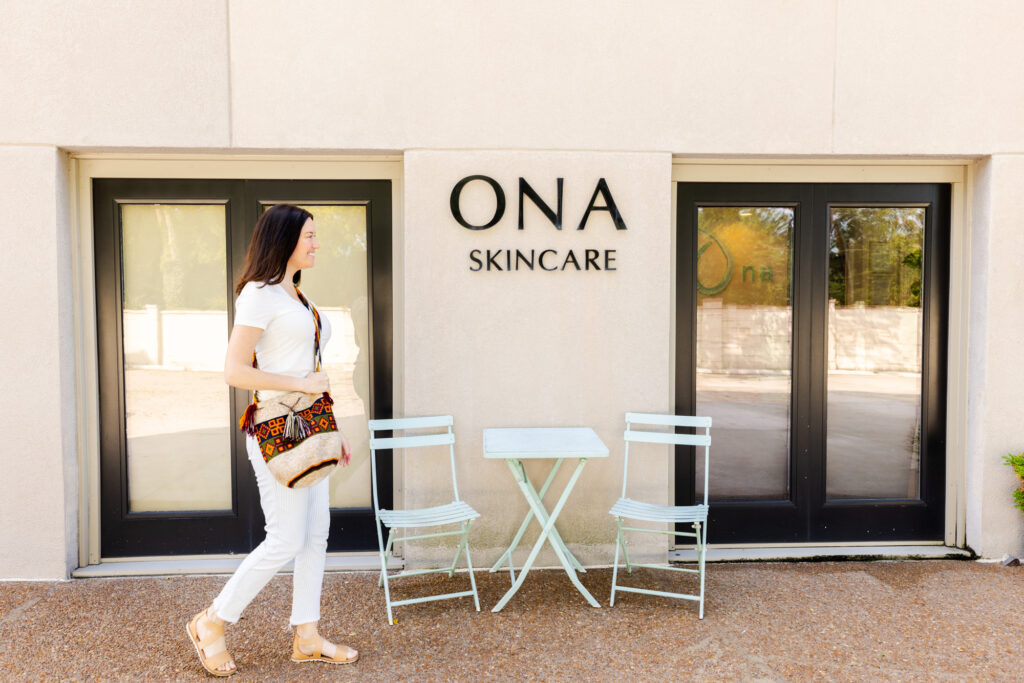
left=697, top=228, right=775, bottom=298
left=696, top=228, right=734, bottom=296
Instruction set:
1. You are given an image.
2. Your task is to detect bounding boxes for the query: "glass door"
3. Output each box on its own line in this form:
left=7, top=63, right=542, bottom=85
left=245, top=181, right=393, bottom=551
left=95, top=179, right=392, bottom=557
left=812, top=184, right=948, bottom=541
left=677, top=182, right=949, bottom=543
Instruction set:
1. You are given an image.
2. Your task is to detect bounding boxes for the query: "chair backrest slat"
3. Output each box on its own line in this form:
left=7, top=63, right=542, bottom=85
left=370, top=432, right=454, bottom=451
left=369, top=415, right=453, bottom=431
left=624, top=430, right=710, bottom=447
left=368, top=414, right=462, bottom=505
left=625, top=412, right=712, bottom=428
left=621, top=412, right=712, bottom=505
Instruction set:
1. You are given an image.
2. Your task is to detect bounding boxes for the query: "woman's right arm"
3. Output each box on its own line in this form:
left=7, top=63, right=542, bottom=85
left=224, top=324, right=329, bottom=393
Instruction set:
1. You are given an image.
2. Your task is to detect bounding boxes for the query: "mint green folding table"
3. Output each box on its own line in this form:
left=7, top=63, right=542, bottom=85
left=484, top=427, right=609, bottom=612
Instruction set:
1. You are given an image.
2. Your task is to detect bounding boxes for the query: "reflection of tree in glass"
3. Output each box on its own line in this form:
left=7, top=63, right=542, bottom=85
left=829, top=208, right=923, bottom=307
left=696, top=206, right=793, bottom=306
left=122, top=205, right=226, bottom=311
left=296, top=205, right=368, bottom=311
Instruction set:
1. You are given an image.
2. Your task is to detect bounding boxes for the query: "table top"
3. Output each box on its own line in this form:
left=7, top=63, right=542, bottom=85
left=482, top=427, right=610, bottom=459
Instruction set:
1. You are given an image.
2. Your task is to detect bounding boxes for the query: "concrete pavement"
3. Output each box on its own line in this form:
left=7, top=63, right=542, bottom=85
left=1, top=560, right=1020, bottom=681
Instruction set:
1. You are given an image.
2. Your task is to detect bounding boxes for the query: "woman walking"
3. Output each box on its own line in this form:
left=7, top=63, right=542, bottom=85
left=186, top=204, right=358, bottom=676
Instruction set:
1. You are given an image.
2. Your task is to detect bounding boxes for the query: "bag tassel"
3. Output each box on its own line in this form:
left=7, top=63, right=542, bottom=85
left=284, top=409, right=313, bottom=443
left=321, top=392, right=334, bottom=405
left=239, top=402, right=257, bottom=436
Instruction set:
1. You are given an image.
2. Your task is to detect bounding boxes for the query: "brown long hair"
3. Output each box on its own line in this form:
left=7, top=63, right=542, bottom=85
left=236, top=204, right=314, bottom=294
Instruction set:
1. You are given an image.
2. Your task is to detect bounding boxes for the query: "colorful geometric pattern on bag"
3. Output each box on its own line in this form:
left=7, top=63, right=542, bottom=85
left=254, top=395, right=339, bottom=462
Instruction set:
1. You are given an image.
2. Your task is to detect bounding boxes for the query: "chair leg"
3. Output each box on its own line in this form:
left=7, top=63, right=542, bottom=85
left=696, top=521, right=706, bottom=620
left=449, top=528, right=467, bottom=578
left=462, top=520, right=481, bottom=611
left=378, top=529, right=396, bottom=588
left=377, top=526, right=395, bottom=624
left=621, top=521, right=633, bottom=574
left=610, top=517, right=624, bottom=606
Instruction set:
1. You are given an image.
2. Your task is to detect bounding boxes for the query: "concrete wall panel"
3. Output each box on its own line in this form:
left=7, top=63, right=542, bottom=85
left=965, top=155, right=1024, bottom=557
left=0, top=1, right=229, bottom=147
left=230, top=0, right=835, bottom=153
left=0, top=147, right=76, bottom=578
left=834, top=0, right=1024, bottom=154
left=402, top=150, right=672, bottom=567
left=4, top=2, right=1024, bottom=155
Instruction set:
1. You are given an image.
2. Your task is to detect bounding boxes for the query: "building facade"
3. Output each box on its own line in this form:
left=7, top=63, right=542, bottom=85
left=2, top=1, right=1023, bottom=579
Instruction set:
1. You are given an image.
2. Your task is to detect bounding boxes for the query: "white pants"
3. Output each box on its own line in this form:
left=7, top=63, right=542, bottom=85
left=212, top=436, right=330, bottom=626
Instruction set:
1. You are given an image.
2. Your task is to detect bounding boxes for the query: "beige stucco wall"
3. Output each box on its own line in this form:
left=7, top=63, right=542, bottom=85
left=0, top=147, right=76, bottom=578
left=0, top=2, right=230, bottom=147
left=402, top=151, right=672, bottom=566
left=832, top=2, right=1024, bottom=154
left=965, top=156, right=1024, bottom=558
left=3, top=1, right=1024, bottom=155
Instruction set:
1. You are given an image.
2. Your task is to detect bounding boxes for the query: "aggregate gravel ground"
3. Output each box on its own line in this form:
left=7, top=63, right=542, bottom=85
left=0, top=561, right=1021, bottom=681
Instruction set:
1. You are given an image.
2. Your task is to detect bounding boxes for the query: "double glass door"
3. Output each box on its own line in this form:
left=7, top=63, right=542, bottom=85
left=95, top=179, right=392, bottom=556
left=676, top=183, right=949, bottom=543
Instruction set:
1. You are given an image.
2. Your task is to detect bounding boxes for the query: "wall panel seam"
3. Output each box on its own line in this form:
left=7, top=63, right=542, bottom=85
left=225, top=0, right=234, bottom=148
left=830, top=0, right=839, bottom=154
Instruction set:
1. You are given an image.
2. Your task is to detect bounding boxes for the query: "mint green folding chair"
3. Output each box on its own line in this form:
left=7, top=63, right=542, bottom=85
left=369, top=415, right=481, bottom=624
left=609, top=413, right=712, bottom=618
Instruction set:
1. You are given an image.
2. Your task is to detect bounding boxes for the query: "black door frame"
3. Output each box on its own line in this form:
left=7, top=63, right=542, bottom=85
left=95, top=178, right=392, bottom=557
left=676, top=182, right=950, bottom=543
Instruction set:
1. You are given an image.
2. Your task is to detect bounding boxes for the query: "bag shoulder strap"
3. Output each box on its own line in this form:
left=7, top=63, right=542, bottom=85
left=294, top=287, right=323, bottom=372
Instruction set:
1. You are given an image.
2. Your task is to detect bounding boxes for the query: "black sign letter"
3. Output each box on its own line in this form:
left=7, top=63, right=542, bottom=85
left=539, top=249, right=558, bottom=271
left=518, top=178, right=563, bottom=230
left=451, top=175, right=506, bottom=230
left=577, top=178, right=627, bottom=231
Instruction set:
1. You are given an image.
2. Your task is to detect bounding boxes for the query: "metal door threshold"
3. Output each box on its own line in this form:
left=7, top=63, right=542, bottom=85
left=670, top=545, right=972, bottom=563
left=72, top=552, right=401, bottom=578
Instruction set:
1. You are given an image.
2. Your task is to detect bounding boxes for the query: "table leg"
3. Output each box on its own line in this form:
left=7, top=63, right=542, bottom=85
left=489, top=459, right=586, bottom=578
left=491, top=458, right=600, bottom=612
left=517, top=459, right=597, bottom=605
left=490, top=459, right=564, bottom=579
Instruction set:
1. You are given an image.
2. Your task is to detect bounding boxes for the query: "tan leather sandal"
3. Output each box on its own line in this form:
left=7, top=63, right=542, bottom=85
left=187, top=611, right=236, bottom=677
left=291, top=632, right=359, bottom=665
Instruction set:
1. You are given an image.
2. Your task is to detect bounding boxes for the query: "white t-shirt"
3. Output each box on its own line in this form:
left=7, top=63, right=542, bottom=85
left=233, top=281, right=332, bottom=381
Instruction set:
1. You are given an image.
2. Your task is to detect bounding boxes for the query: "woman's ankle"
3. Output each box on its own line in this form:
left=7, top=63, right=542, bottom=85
left=205, top=605, right=225, bottom=626
left=295, top=622, right=318, bottom=639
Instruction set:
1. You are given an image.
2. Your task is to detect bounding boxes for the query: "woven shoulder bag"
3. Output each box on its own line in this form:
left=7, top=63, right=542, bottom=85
left=238, top=288, right=342, bottom=488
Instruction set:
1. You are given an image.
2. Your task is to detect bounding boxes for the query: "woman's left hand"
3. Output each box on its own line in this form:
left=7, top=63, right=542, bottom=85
left=340, top=433, right=352, bottom=466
